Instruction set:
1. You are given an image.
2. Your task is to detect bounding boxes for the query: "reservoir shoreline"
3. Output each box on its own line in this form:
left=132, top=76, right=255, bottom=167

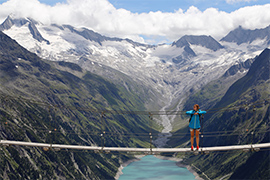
left=114, top=155, right=144, bottom=180
left=115, top=155, right=203, bottom=180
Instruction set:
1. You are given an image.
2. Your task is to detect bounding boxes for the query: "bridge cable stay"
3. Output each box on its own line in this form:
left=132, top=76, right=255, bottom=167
left=2, top=114, right=268, bottom=138
left=0, top=95, right=270, bottom=154
left=250, top=106, right=256, bottom=145
left=1, top=109, right=269, bottom=140
left=48, top=105, right=52, bottom=150
left=200, top=114, right=204, bottom=150
left=100, top=111, right=106, bottom=151
left=148, top=112, right=153, bottom=154
left=2, top=118, right=268, bottom=138
left=2, top=94, right=268, bottom=128
left=0, top=94, right=269, bottom=116
left=1, top=119, right=269, bottom=139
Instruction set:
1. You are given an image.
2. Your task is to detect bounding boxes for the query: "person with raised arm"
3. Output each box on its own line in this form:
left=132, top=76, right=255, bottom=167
left=186, top=104, right=206, bottom=151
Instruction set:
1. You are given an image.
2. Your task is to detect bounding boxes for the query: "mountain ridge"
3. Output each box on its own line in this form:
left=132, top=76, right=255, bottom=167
left=0, top=30, right=157, bottom=179
left=178, top=48, right=270, bottom=179
left=0, top=16, right=50, bottom=44
left=216, top=48, right=270, bottom=107
left=221, top=25, right=270, bottom=45
left=2, top=16, right=270, bottom=47
left=172, top=35, right=224, bottom=51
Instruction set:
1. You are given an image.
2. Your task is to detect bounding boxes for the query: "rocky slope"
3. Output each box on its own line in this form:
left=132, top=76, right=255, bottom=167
left=0, top=30, right=157, bottom=179
left=173, top=48, right=270, bottom=179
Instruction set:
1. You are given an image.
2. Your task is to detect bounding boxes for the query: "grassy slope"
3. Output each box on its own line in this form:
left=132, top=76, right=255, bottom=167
left=0, top=31, right=157, bottom=179
left=171, top=49, right=270, bottom=179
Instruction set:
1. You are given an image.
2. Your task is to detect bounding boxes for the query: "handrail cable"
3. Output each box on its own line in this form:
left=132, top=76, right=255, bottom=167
left=0, top=94, right=269, bottom=116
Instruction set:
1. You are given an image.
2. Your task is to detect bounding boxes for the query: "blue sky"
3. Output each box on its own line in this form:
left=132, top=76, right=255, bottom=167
left=0, top=0, right=270, bottom=44
left=108, top=0, right=270, bottom=13
left=1, top=0, right=269, bottom=13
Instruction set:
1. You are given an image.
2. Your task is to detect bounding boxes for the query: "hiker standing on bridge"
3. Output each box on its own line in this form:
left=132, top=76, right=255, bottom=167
left=186, top=104, right=206, bottom=151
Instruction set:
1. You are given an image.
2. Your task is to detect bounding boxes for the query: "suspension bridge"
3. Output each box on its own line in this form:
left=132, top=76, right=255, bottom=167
left=1, top=140, right=270, bottom=154
left=1, top=96, right=269, bottom=155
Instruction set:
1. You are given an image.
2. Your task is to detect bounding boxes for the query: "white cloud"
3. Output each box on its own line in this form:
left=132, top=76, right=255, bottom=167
left=0, top=0, right=270, bottom=44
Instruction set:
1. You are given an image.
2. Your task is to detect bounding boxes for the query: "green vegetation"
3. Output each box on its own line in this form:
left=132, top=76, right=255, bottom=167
left=0, top=31, right=157, bottom=179
left=170, top=49, right=270, bottom=179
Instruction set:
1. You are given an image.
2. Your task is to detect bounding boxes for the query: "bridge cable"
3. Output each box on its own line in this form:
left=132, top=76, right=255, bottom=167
left=200, top=114, right=204, bottom=151
left=0, top=94, right=269, bottom=116
left=100, top=111, right=106, bottom=151
left=251, top=106, right=256, bottom=145
left=148, top=112, right=153, bottom=154
left=1, top=95, right=270, bottom=149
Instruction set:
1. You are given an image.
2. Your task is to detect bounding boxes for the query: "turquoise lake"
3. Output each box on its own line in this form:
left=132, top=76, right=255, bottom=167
left=118, top=155, right=196, bottom=180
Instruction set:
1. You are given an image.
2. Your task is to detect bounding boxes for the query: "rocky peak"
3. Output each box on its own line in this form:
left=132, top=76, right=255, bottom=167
left=0, top=15, right=14, bottom=31
left=172, top=35, right=224, bottom=51
left=0, top=16, right=50, bottom=44
left=221, top=25, right=270, bottom=45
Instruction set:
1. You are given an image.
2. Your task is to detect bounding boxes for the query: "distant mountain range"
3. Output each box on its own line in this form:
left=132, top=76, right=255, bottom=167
left=1, top=16, right=269, bottom=114
left=1, top=14, right=269, bottom=146
left=0, top=15, right=150, bottom=47
left=221, top=25, right=270, bottom=45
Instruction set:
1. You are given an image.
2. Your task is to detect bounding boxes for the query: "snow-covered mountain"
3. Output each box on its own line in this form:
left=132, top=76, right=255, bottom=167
left=221, top=25, right=270, bottom=45
left=1, top=16, right=269, bottom=139
left=172, top=35, right=224, bottom=52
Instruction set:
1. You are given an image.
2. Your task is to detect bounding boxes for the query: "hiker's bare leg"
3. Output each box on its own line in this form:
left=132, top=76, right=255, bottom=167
left=196, top=129, right=200, bottom=147
left=190, top=129, right=195, bottom=147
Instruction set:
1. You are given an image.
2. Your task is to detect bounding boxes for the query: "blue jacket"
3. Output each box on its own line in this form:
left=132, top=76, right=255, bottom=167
left=186, top=109, right=206, bottom=129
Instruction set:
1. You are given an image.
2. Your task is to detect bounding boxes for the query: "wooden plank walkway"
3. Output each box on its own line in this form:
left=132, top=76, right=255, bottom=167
left=1, top=140, right=270, bottom=153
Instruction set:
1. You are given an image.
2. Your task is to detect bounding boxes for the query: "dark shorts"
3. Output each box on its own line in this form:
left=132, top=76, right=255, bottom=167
left=190, top=128, right=200, bottom=132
